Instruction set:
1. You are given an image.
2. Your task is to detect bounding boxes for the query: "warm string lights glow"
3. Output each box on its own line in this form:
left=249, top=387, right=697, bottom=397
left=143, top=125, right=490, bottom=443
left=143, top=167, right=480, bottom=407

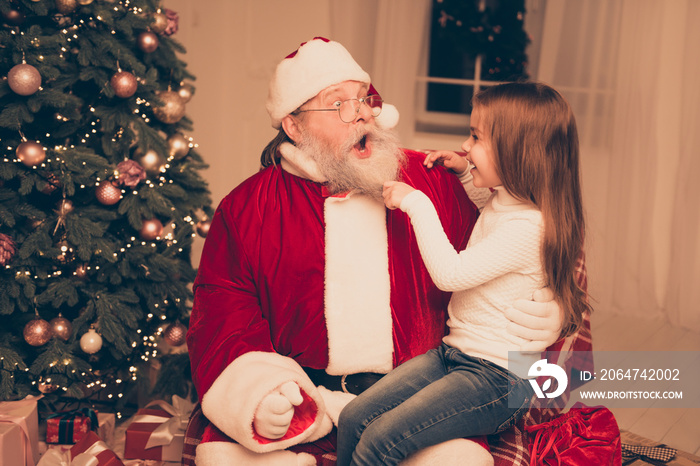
left=1, top=1, right=206, bottom=407
left=8, top=212, right=195, bottom=276
left=3, top=301, right=170, bottom=401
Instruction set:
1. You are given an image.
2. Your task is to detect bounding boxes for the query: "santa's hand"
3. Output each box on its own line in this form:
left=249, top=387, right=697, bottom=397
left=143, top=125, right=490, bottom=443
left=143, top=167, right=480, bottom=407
left=253, top=381, right=303, bottom=440
left=505, top=288, right=564, bottom=351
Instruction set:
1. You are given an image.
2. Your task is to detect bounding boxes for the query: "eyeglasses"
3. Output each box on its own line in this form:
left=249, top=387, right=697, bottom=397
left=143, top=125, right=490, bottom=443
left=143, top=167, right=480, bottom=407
left=296, top=95, right=383, bottom=123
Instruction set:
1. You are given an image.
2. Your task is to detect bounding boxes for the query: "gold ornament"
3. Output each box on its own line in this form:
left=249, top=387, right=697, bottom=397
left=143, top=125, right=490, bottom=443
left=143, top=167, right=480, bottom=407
left=150, top=11, right=168, bottom=34
left=50, top=314, right=72, bottom=341
left=196, top=219, right=211, bottom=238
left=16, top=141, right=46, bottom=167
left=133, top=148, right=165, bottom=176
left=110, top=70, right=138, bottom=98
left=77, top=0, right=94, bottom=4
left=177, top=83, right=194, bottom=103
left=95, top=181, right=122, bottom=205
left=8, top=64, right=42, bottom=96
left=163, top=321, right=187, bottom=347
left=55, top=0, right=78, bottom=15
left=153, top=90, right=186, bottom=124
left=167, top=133, right=190, bottom=159
left=24, top=318, right=52, bottom=346
left=137, top=31, right=159, bottom=53
left=140, top=218, right=163, bottom=240
left=3, top=9, right=26, bottom=26
left=80, top=327, right=102, bottom=354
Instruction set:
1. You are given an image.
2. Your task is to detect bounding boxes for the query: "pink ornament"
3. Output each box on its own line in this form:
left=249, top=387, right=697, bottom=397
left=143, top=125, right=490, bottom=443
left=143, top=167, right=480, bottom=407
left=0, top=233, right=17, bottom=266
left=163, top=9, right=179, bottom=36
left=116, top=159, right=147, bottom=187
left=163, top=321, right=187, bottom=347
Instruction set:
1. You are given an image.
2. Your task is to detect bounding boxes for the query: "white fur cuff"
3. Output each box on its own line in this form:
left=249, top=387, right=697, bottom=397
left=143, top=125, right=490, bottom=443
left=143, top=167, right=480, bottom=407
left=201, top=351, right=330, bottom=453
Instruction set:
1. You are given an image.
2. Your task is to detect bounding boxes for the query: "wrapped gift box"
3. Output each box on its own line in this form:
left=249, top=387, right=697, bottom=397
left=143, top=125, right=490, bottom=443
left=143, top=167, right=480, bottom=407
left=1, top=422, right=26, bottom=466
left=97, top=411, right=116, bottom=448
left=46, top=407, right=98, bottom=444
left=40, top=410, right=116, bottom=451
left=124, top=397, right=193, bottom=462
left=38, top=431, right=124, bottom=466
left=0, top=395, right=41, bottom=466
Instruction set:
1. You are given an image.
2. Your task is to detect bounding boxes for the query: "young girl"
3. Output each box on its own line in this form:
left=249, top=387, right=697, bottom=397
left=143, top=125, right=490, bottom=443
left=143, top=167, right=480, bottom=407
left=336, top=82, right=591, bottom=466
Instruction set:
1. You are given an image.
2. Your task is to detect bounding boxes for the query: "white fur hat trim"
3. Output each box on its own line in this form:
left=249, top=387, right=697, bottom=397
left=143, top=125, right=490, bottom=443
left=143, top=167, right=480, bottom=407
left=266, top=37, right=370, bottom=129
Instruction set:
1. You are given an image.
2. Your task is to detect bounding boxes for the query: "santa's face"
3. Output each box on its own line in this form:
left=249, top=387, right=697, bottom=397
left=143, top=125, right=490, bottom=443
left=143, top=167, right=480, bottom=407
left=297, top=81, right=377, bottom=160
left=295, top=82, right=404, bottom=199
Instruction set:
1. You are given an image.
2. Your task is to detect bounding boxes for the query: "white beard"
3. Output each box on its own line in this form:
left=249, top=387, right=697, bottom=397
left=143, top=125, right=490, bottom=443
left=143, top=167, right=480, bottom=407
left=297, top=124, right=405, bottom=201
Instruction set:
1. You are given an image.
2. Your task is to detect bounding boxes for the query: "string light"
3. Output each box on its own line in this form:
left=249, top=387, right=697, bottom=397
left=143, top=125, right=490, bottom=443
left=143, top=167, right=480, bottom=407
left=1, top=5, right=205, bottom=403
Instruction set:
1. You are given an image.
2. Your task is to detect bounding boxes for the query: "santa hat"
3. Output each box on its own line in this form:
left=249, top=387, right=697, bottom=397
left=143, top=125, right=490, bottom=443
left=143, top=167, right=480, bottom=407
left=266, top=37, right=399, bottom=130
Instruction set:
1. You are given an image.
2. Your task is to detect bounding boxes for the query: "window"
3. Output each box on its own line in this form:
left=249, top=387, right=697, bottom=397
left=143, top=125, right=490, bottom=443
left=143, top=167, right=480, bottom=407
left=416, top=0, right=547, bottom=135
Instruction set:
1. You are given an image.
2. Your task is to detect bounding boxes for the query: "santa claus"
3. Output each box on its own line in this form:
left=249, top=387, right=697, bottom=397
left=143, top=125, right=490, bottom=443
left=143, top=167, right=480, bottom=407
left=185, top=37, right=564, bottom=465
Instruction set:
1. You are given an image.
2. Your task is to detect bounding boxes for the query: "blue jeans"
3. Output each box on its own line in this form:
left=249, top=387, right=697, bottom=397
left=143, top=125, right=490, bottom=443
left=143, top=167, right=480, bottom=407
left=336, top=343, right=534, bottom=466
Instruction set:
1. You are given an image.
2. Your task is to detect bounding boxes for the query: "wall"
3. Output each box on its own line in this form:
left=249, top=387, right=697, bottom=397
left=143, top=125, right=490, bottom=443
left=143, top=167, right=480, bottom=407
left=163, top=0, right=335, bottom=265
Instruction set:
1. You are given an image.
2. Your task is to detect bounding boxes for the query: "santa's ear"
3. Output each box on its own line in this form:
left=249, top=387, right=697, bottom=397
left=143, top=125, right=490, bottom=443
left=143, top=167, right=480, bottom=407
left=281, top=114, right=302, bottom=144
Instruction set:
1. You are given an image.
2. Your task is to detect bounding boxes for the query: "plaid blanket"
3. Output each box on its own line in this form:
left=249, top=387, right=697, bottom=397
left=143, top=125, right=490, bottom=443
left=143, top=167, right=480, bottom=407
left=181, top=255, right=593, bottom=466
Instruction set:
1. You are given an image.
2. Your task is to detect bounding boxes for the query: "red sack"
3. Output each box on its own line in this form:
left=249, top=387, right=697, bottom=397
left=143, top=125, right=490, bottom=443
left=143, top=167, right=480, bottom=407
left=526, top=403, right=621, bottom=465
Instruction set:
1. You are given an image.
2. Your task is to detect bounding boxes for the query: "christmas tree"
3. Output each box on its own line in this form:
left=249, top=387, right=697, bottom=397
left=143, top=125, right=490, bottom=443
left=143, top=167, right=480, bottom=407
left=0, top=0, right=212, bottom=413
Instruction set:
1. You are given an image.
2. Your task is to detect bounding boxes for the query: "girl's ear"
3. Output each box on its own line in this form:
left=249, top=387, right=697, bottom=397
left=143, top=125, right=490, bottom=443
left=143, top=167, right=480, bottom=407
left=281, top=115, right=302, bottom=144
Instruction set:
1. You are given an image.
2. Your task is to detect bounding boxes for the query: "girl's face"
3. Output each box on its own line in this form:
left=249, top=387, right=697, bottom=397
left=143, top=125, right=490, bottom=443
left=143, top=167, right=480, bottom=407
left=461, top=108, right=502, bottom=188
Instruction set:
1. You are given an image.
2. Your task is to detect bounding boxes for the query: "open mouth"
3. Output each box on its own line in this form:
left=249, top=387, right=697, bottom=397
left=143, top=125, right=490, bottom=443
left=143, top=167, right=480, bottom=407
left=353, top=134, right=370, bottom=158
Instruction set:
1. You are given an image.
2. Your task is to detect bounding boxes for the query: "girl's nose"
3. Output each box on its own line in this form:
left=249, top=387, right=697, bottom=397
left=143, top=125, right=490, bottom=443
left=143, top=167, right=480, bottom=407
left=461, top=139, right=471, bottom=152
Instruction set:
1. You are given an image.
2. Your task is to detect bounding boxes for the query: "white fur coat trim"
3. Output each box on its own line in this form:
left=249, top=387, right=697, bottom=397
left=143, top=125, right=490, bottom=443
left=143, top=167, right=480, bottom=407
left=196, top=441, right=317, bottom=466
left=279, top=142, right=327, bottom=183
left=324, top=193, right=394, bottom=375
left=279, top=144, right=394, bottom=374
left=201, top=351, right=333, bottom=453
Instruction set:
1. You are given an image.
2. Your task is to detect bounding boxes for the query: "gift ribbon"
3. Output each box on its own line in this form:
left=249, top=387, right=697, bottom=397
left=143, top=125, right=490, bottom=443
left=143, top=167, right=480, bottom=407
left=0, top=395, right=41, bottom=465
left=130, top=395, right=194, bottom=450
left=47, top=408, right=99, bottom=443
left=37, top=436, right=113, bottom=466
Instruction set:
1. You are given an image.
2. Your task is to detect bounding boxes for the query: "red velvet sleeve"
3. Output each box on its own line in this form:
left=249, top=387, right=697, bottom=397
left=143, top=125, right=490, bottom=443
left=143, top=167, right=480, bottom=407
left=187, top=192, right=275, bottom=400
left=388, top=150, right=479, bottom=366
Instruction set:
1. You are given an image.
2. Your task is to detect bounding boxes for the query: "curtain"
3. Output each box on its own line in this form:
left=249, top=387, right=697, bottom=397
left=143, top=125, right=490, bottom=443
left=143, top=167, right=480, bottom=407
left=329, top=0, right=432, bottom=144
left=536, top=0, right=699, bottom=330
left=330, top=0, right=700, bottom=331
left=666, top=1, right=700, bottom=331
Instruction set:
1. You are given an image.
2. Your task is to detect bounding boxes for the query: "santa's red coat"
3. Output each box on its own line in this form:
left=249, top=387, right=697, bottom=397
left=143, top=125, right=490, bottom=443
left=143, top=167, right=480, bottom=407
left=186, top=148, right=478, bottom=454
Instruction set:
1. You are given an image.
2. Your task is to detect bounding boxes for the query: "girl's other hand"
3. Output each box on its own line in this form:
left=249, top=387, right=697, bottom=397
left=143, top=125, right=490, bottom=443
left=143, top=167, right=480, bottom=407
left=423, top=150, right=470, bottom=174
left=383, top=181, right=416, bottom=210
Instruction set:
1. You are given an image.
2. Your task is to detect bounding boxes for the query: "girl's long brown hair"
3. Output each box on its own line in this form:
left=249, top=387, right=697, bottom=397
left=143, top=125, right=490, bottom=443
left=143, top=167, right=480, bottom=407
left=473, top=82, right=591, bottom=337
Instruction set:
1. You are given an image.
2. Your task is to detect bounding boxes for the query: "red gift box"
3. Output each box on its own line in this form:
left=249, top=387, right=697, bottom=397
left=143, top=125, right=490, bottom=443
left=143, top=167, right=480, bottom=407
left=46, top=408, right=98, bottom=444
left=71, top=431, right=124, bottom=465
left=124, top=397, right=192, bottom=461
left=38, top=431, right=123, bottom=466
